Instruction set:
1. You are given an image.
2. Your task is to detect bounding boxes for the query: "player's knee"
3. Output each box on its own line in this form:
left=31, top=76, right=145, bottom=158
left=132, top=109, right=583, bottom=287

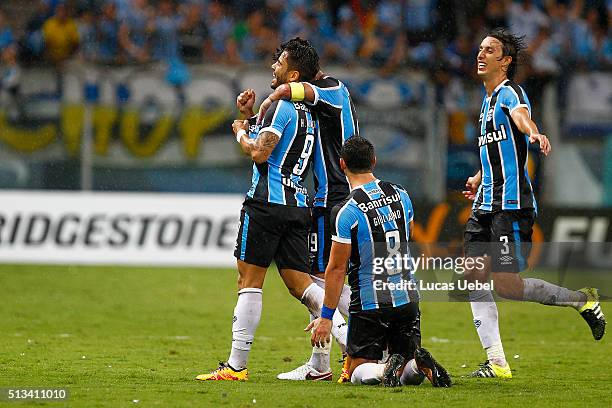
left=492, top=275, right=522, bottom=300
left=286, top=284, right=303, bottom=300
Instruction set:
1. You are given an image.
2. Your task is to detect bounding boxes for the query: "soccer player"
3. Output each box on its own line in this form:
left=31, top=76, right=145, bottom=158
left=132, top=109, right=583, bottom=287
left=463, top=28, right=606, bottom=379
left=237, top=47, right=359, bottom=382
left=254, top=47, right=359, bottom=383
left=309, top=136, right=451, bottom=387
left=196, top=38, right=347, bottom=382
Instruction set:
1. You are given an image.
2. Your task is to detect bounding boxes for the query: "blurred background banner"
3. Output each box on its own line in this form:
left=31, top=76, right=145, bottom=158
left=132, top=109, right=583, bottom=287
left=0, top=64, right=441, bottom=199
left=1, top=190, right=610, bottom=267
left=0, top=190, right=242, bottom=266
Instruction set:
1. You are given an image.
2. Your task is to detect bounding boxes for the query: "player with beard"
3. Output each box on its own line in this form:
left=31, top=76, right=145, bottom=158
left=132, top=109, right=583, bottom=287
left=196, top=38, right=348, bottom=382
left=236, top=39, right=359, bottom=382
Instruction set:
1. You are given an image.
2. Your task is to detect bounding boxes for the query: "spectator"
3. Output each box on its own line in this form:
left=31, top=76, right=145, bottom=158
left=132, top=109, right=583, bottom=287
left=119, top=0, right=152, bottom=63
left=150, top=0, right=183, bottom=61
left=591, top=22, right=612, bottom=69
left=0, top=45, right=20, bottom=105
left=77, top=9, right=99, bottom=62
left=98, top=3, right=122, bottom=65
left=42, top=4, right=80, bottom=65
left=0, top=9, right=14, bottom=53
left=484, top=1, right=508, bottom=30
left=203, top=1, right=234, bottom=63
left=507, top=0, right=549, bottom=43
left=444, top=33, right=476, bottom=78
left=178, top=2, right=208, bottom=61
left=403, top=0, right=437, bottom=43
left=22, top=0, right=51, bottom=63
left=326, top=5, right=362, bottom=64
left=280, top=4, right=310, bottom=41
left=360, top=0, right=406, bottom=73
left=233, top=10, right=278, bottom=63
left=525, top=24, right=559, bottom=118
left=113, top=0, right=133, bottom=20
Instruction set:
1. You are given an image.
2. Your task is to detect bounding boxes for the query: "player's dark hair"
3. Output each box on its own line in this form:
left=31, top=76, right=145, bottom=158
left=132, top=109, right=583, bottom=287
left=486, top=28, right=526, bottom=80
left=273, top=37, right=320, bottom=82
left=341, top=136, right=375, bottom=173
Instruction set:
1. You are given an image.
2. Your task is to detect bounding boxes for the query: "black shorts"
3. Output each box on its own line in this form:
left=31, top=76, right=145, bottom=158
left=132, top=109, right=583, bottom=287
left=346, top=302, right=421, bottom=361
left=309, top=207, right=332, bottom=274
left=234, top=198, right=310, bottom=273
left=464, top=209, right=535, bottom=273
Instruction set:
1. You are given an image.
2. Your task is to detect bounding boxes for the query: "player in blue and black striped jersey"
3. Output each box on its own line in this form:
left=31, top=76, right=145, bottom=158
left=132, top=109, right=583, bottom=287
left=248, top=41, right=359, bottom=382
left=258, top=64, right=359, bottom=273
left=463, top=28, right=605, bottom=379
left=197, top=38, right=349, bottom=382
left=309, top=136, right=451, bottom=387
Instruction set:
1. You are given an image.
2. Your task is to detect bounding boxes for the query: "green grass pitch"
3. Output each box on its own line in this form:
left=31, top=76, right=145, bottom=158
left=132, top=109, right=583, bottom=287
left=0, top=265, right=609, bottom=407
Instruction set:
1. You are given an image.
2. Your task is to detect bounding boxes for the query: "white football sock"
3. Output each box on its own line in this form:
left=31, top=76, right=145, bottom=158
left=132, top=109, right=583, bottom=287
left=522, top=278, right=586, bottom=309
left=301, top=282, right=324, bottom=316
left=310, top=338, right=331, bottom=373
left=469, top=289, right=506, bottom=366
left=400, top=358, right=425, bottom=385
left=306, top=313, right=332, bottom=372
left=351, top=363, right=385, bottom=385
left=310, top=275, right=351, bottom=318
left=301, top=283, right=348, bottom=353
left=227, top=288, right=262, bottom=370
left=486, top=343, right=507, bottom=367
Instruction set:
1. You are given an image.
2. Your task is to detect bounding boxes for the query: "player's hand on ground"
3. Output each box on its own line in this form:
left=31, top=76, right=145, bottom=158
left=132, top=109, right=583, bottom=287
left=257, top=97, right=273, bottom=124
left=529, top=133, right=551, bottom=156
left=306, top=317, right=332, bottom=348
left=462, top=176, right=479, bottom=201
left=232, top=119, right=249, bottom=136
left=236, top=89, right=256, bottom=117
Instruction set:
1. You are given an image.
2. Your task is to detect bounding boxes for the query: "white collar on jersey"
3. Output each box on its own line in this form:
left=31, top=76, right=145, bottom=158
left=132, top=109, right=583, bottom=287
left=351, top=178, right=380, bottom=192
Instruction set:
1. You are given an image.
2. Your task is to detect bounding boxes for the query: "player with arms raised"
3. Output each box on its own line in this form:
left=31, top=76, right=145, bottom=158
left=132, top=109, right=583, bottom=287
left=239, top=46, right=359, bottom=382
left=196, top=39, right=347, bottom=381
left=463, top=28, right=606, bottom=379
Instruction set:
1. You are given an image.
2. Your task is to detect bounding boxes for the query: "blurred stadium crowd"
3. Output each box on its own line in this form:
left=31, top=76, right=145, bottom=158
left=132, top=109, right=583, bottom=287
left=0, top=0, right=608, bottom=124
left=0, top=0, right=608, bottom=71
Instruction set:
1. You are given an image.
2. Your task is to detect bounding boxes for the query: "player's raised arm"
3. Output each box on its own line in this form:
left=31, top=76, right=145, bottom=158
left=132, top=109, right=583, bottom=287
left=233, top=99, right=293, bottom=164
left=232, top=120, right=280, bottom=164
left=236, top=89, right=256, bottom=118
left=258, top=82, right=316, bottom=123
left=510, top=107, right=551, bottom=155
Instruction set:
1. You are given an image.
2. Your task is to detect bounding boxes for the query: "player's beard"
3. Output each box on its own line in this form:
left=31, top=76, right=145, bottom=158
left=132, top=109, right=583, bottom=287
left=271, top=71, right=289, bottom=90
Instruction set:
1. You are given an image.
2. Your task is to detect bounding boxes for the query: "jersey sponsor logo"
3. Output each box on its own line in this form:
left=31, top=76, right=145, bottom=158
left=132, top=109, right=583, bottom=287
left=292, top=102, right=309, bottom=111
left=478, top=124, right=508, bottom=147
left=356, top=193, right=401, bottom=212
left=372, top=209, right=403, bottom=227
left=282, top=176, right=308, bottom=195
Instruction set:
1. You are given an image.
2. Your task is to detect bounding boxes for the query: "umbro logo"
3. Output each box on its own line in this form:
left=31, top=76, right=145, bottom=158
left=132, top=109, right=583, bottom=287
left=474, top=319, right=481, bottom=329
left=499, top=255, right=514, bottom=264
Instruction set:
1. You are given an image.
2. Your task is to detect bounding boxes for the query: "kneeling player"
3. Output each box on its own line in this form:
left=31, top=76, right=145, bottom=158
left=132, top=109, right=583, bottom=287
left=308, top=136, right=451, bottom=387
